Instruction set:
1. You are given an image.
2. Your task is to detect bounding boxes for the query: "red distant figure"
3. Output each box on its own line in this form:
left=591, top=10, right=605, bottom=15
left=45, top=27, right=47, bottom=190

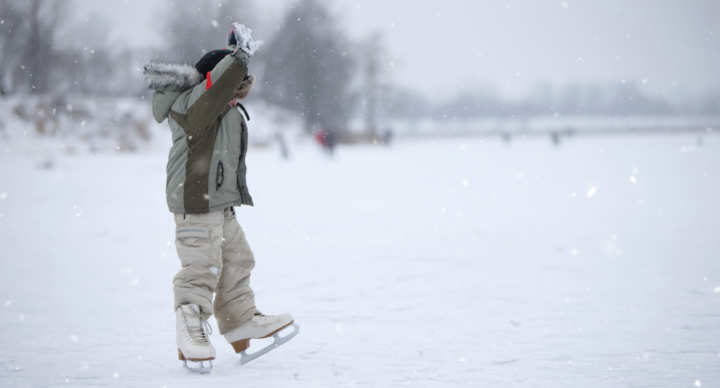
left=314, top=129, right=337, bottom=156
left=314, top=130, right=328, bottom=147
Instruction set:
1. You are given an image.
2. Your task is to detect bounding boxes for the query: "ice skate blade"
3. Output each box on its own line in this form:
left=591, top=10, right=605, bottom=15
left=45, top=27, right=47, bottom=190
left=231, top=320, right=294, bottom=353
left=239, top=323, right=300, bottom=365
left=183, top=359, right=213, bottom=374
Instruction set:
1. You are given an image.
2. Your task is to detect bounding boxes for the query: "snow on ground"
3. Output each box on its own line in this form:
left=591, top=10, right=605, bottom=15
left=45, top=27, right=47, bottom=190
left=0, top=132, right=719, bottom=387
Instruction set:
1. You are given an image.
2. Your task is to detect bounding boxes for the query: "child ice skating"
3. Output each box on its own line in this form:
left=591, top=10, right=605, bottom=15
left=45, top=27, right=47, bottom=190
left=144, top=23, right=298, bottom=373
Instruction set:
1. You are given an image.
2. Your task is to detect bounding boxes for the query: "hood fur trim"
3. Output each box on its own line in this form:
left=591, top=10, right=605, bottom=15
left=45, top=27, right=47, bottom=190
left=235, top=75, right=255, bottom=100
left=143, top=62, right=203, bottom=91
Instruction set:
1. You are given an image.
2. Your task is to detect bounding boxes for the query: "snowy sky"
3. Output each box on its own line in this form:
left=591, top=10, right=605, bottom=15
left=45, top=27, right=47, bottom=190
left=73, top=0, right=720, bottom=100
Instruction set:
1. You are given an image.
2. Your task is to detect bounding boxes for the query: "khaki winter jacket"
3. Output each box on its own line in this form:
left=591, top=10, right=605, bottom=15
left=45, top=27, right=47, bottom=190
left=145, top=49, right=253, bottom=213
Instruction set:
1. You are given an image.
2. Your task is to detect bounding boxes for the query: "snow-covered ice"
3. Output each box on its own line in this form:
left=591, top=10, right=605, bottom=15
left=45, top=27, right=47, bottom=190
left=0, top=133, right=719, bottom=386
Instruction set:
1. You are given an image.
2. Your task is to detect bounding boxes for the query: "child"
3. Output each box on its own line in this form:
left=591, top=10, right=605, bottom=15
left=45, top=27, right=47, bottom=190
left=144, top=23, right=297, bottom=373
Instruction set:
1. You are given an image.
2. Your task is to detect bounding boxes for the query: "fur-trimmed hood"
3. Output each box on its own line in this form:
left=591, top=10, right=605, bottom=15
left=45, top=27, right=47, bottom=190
left=143, top=62, right=204, bottom=91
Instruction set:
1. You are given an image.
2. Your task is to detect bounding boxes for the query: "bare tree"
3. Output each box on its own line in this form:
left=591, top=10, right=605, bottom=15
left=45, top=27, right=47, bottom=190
left=0, top=0, right=68, bottom=95
left=23, top=0, right=67, bottom=94
left=0, top=0, right=28, bottom=94
left=259, top=0, right=357, bottom=135
left=358, top=32, right=386, bottom=139
left=51, top=11, right=143, bottom=96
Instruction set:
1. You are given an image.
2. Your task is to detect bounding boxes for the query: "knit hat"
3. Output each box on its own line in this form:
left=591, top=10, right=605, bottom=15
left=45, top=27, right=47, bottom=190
left=194, top=49, right=233, bottom=77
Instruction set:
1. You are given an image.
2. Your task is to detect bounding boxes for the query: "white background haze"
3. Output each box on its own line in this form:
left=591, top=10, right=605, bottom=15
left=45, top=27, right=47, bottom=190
left=74, top=0, right=720, bottom=99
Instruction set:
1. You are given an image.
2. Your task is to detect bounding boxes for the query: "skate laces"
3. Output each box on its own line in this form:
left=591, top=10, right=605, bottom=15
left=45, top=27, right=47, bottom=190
left=182, top=309, right=213, bottom=345
left=253, top=313, right=273, bottom=323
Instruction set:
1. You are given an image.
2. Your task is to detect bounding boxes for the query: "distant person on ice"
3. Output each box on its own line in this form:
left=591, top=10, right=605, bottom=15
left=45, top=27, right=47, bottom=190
left=143, top=23, right=298, bottom=373
left=314, top=129, right=337, bottom=156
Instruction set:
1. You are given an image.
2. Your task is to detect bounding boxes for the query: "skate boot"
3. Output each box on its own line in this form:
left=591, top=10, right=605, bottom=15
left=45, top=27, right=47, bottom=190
left=176, top=304, right=215, bottom=373
left=223, top=313, right=299, bottom=365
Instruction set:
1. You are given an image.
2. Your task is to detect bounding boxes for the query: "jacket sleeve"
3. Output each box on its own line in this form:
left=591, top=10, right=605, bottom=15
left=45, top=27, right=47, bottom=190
left=185, top=50, right=249, bottom=130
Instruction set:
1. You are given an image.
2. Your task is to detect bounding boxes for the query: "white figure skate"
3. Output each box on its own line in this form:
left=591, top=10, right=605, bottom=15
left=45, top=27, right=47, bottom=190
left=176, top=304, right=216, bottom=373
left=223, top=313, right=299, bottom=365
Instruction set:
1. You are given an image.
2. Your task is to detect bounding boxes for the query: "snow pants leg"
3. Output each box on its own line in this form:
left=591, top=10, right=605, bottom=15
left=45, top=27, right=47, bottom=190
left=173, top=208, right=260, bottom=335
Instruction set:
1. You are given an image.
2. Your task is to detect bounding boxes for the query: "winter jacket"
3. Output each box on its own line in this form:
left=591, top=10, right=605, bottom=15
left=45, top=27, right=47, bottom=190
left=145, top=49, right=253, bottom=214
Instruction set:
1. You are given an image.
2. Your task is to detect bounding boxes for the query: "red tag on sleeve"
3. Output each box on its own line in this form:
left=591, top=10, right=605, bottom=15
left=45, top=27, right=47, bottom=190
left=206, top=72, right=213, bottom=90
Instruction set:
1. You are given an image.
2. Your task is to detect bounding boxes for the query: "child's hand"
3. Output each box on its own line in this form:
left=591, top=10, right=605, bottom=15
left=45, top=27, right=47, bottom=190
left=232, top=23, right=264, bottom=57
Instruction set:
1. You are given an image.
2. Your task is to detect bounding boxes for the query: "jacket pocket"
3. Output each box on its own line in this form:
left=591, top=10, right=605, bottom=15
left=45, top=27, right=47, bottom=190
left=216, top=160, right=225, bottom=190
left=176, top=227, right=209, bottom=239
left=175, top=226, right=210, bottom=258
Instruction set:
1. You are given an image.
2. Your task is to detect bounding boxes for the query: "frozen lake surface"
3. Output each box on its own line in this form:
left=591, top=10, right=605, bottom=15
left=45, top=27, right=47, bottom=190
left=0, top=133, right=719, bottom=387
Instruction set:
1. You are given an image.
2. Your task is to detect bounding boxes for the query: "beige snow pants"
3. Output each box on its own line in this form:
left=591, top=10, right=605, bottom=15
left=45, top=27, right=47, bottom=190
left=173, top=208, right=259, bottom=334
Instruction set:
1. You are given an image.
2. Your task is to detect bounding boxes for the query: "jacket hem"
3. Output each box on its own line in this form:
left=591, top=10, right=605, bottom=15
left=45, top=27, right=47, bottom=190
left=168, top=198, right=252, bottom=214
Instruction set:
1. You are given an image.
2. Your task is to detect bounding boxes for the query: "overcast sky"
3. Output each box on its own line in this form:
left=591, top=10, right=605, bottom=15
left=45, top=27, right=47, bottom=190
left=74, top=0, right=720, bottom=100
